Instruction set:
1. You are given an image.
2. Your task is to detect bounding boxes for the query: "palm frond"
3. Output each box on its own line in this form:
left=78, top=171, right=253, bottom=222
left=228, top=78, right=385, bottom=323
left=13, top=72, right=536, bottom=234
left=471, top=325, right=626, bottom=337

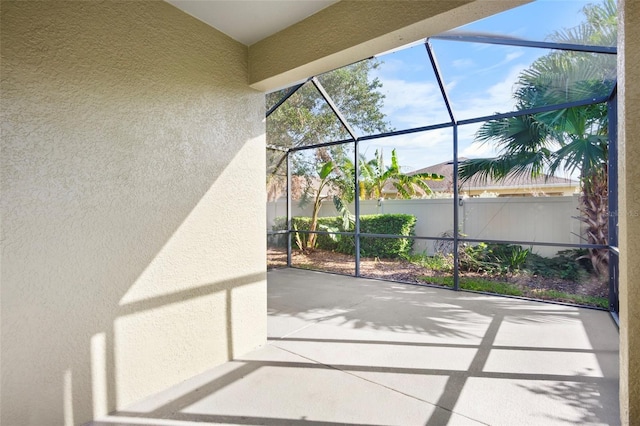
left=549, top=135, right=607, bottom=177
left=459, top=152, right=550, bottom=185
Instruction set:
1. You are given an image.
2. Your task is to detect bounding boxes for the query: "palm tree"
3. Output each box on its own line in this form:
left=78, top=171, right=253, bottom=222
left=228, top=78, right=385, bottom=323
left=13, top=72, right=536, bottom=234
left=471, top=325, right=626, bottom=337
left=459, top=0, right=616, bottom=276
left=360, top=149, right=444, bottom=199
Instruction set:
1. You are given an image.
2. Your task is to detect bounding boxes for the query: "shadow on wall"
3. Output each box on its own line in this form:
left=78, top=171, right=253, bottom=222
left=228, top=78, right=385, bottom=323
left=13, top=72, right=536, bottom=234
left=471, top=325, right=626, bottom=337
left=1, top=2, right=265, bottom=425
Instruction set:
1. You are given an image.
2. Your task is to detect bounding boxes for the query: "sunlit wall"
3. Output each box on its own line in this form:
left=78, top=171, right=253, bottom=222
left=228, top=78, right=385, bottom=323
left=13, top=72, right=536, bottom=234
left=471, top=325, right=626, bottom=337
left=1, top=2, right=266, bottom=424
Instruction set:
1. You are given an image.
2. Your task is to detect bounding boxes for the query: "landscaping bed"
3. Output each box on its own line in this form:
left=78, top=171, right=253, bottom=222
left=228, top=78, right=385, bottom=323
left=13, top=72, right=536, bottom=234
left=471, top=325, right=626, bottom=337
left=267, top=247, right=609, bottom=309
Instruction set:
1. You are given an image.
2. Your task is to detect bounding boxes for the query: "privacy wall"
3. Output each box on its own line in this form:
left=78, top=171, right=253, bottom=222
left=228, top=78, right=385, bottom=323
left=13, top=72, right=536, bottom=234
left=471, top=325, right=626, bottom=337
left=1, top=2, right=266, bottom=424
left=268, top=196, right=582, bottom=257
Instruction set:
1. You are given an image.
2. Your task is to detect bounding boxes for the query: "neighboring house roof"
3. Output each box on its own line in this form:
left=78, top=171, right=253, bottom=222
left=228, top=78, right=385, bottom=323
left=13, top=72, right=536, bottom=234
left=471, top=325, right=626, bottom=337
left=271, top=159, right=579, bottom=201
left=407, top=158, right=579, bottom=194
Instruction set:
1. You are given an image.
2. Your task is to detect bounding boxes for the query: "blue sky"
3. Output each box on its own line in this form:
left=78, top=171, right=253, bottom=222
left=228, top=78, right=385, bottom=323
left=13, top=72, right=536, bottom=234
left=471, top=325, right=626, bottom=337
left=359, top=0, right=601, bottom=175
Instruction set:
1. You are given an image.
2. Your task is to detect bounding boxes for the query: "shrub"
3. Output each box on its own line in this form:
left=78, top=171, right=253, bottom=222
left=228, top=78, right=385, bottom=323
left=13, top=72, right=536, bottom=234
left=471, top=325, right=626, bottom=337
left=457, top=243, right=592, bottom=281
left=459, top=243, right=530, bottom=274
left=272, top=214, right=416, bottom=259
left=358, top=214, right=416, bottom=258
left=269, top=217, right=290, bottom=248
left=525, top=249, right=591, bottom=281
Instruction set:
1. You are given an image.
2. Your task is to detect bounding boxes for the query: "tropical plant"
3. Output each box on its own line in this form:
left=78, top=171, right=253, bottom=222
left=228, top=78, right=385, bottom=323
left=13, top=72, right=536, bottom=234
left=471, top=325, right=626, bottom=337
left=459, top=0, right=616, bottom=276
left=359, top=148, right=444, bottom=199
left=294, top=147, right=356, bottom=251
left=266, top=60, right=392, bottom=201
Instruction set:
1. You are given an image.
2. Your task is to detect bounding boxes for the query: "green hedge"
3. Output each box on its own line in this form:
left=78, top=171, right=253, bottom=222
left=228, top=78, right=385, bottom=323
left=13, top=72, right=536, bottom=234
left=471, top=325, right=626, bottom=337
left=272, top=214, right=416, bottom=259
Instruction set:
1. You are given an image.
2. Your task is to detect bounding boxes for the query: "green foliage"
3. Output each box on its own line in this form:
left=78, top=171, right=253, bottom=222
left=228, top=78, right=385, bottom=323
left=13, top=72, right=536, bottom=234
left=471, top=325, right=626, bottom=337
left=458, top=0, right=616, bottom=276
left=420, top=276, right=608, bottom=308
left=358, top=214, right=416, bottom=258
left=459, top=243, right=530, bottom=274
left=294, top=153, right=358, bottom=251
left=494, top=244, right=530, bottom=272
left=267, top=61, right=391, bottom=149
left=359, top=148, right=444, bottom=199
left=273, top=214, right=416, bottom=259
left=532, top=289, right=608, bottom=309
left=272, top=216, right=343, bottom=251
left=318, top=161, right=334, bottom=180
left=525, top=249, right=591, bottom=281
left=420, top=276, right=524, bottom=296
left=551, top=0, right=617, bottom=49
left=458, top=243, right=591, bottom=281
left=403, top=253, right=453, bottom=273
left=459, top=0, right=616, bottom=185
left=266, top=60, right=391, bottom=210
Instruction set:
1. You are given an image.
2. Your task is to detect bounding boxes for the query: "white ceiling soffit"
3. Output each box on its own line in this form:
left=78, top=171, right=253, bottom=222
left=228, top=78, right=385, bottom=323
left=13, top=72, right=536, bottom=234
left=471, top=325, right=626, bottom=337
left=167, top=0, right=339, bottom=46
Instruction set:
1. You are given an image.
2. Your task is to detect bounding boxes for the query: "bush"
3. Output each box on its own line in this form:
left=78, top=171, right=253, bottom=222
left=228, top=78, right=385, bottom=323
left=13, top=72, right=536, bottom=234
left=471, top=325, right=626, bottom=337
left=358, top=214, right=416, bottom=258
left=525, top=249, right=591, bottom=281
left=272, top=214, right=416, bottom=259
left=460, top=243, right=530, bottom=274
left=457, top=243, right=592, bottom=281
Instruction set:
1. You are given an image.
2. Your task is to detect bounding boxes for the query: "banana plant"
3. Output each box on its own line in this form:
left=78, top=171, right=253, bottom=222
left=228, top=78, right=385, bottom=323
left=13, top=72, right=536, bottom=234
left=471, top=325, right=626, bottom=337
left=359, top=148, right=444, bottom=199
left=298, top=159, right=354, bottom=251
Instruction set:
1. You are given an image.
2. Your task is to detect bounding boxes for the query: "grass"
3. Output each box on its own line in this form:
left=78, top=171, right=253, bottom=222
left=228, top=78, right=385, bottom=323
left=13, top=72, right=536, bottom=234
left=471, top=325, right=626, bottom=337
left=402, top=253, right=453, bottom=273
left=420, top=276, right=524, bottom=296
left=281, top=247, right=610, bottom=309
left=532, top=289, right=609, bottom=309
left=420, top=275, right=609, bottom=308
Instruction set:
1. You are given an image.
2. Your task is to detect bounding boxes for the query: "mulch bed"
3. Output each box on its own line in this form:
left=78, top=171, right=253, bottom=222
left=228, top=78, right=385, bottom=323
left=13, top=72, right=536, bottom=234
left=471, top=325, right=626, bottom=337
left=267, top=247, right=609, bottom=306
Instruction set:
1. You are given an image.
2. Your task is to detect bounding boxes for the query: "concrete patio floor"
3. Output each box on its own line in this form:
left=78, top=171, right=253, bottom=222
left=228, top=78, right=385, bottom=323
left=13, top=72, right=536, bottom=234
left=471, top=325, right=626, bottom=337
left=92, top=268, right=620, bottom=426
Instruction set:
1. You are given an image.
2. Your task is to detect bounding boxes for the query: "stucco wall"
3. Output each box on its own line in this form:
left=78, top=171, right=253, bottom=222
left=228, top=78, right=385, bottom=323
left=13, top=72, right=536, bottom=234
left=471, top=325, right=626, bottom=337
left=1, top=2, right=266, bottom=425
left=618, top=1, right=640, bottom=424
left=269, top=196, right=582, bottom=257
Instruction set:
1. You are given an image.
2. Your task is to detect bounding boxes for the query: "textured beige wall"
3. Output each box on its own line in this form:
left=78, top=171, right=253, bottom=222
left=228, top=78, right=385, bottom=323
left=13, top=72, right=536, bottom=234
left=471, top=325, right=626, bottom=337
left=249, top=0, right=529, bottom=92
left=618, top=1, right=640, bottom=423
left=1, top=2, right=266, bottom=425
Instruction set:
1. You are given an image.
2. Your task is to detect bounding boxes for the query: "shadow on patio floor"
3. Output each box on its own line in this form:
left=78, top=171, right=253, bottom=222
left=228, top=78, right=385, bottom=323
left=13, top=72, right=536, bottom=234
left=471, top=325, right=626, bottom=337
left=89, top=268, right=619, bottom=426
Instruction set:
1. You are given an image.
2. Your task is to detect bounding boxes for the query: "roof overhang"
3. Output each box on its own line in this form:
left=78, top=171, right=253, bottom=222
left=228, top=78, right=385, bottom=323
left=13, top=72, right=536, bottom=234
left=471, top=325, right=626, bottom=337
left=165, top=0, right=532, bottom=93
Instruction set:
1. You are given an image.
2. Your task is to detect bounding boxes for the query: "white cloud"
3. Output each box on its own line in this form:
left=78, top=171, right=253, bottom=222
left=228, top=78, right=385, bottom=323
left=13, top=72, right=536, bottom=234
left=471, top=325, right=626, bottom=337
left=373, top=57, right=428, bottom=79
left=460, top=140, right=498, bottom=159
left=453, top=63, right=527, bottom=120
left=378, top=79, right=450, bottom=128
left=374, top=58, right=405, bottom=75
left=352, top=48, right=547, bottom=169
left=381, top=79, right=440, bottom=111
left=361, top=129, right=454, bottom=171
left=446, top=48, right=526, bottom=84
left=360, top=62, right=531, bottom=170
left=444, top=79, right=457, bottom=94
left=452, top=58, right=475, bottom=69
left=505, top=51, right=524, bottom=62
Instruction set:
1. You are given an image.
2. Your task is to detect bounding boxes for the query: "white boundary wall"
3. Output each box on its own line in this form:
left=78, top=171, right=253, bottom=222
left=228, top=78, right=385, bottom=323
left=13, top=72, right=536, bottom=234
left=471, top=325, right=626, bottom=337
left=268, top=195, right=583, bottom=257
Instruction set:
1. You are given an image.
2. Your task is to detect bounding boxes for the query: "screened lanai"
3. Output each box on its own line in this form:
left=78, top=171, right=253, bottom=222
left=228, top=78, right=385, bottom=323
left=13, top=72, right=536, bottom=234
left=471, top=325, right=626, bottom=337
left=265, top=0, right=619, bottom=317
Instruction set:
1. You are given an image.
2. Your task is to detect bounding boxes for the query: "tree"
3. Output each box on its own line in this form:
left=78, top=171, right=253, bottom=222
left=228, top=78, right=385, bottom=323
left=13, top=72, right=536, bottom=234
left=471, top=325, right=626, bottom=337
left=267, top=59, right=392, bottom=250
left=266, top=60, right=391, bottom=201
left=266, top=60, right=391, bottom=149
left=360, top=149, right=444, bottom=199
left=459, top=0, right=616, bottom=276
left=298, top=158, right=352, bottom=251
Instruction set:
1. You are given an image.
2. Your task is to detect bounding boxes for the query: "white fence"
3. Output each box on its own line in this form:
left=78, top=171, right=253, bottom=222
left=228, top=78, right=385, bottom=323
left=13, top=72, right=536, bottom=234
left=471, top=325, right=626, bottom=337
left=267, top=195, right=583, bottom=257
